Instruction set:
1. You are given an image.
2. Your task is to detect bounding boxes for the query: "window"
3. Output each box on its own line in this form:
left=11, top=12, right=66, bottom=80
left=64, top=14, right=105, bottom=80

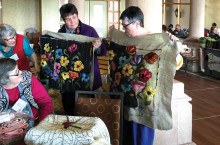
left=59, top=0, right=120, bottom=37
left=163, top=0, right=190, bottom=26
left=108, top=0, right=120, bottom=32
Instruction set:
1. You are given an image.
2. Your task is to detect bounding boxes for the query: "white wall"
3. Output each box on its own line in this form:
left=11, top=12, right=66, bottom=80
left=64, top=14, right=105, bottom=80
left=2, top=0, right=40, bottom=34
left=41, top=0, right=60, bottom=33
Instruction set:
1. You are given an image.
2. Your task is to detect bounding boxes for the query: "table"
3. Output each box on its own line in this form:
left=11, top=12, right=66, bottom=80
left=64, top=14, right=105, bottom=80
left=182, top=55, right=199, bottom=73
left=24, top=115, right=110, bottom=145
left=203, top=48, right=220, bottom=79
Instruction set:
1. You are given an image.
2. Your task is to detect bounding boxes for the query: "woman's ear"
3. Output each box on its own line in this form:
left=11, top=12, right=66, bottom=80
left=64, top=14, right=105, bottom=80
left=135, top=21, right=141, bottom=29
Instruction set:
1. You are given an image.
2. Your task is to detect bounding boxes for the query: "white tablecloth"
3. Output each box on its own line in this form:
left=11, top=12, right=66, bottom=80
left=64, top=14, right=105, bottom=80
left=24, top=115, right=110, bottom=145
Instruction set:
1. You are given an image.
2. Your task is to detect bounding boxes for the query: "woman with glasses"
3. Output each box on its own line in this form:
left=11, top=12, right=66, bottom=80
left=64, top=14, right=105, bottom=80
left=110, top=6, right=179, bottom=145
left=109, top=7, right=154, bottom=145
left=0, top=58, right=53, bottom=130
left=0, top=24, right=40, bottom=75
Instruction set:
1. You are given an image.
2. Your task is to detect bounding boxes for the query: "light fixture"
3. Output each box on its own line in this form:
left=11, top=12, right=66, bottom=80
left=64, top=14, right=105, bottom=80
left=175, top=8, right=181, bottom=18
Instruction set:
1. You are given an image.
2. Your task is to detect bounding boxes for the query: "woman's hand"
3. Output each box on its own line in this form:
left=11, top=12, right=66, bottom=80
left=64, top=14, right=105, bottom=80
left=92, top=39, right=102, bottom=50
left=42, top=30, right=48, bottom=35
left=109, top=24, right=116, bottom=31
left=168, top=32, right=179, bottom=42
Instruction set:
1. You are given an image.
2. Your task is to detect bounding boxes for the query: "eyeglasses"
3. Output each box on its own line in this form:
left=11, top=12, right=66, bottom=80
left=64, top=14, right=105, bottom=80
left=10, top=69, right=20, bottom=77
left=122, top=21, right=135, bottom=28
left=4, top=35, right=16, bottom=42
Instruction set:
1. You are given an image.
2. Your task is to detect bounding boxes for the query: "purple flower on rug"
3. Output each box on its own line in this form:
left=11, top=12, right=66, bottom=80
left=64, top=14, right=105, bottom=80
left=130, top=55, right=143, bottom=66
left=68, top=43, right=78, bottom=53
left=54, top=62, right=61, bottom=74
left=131, top=81, right=145, bottom=92
left=48, top=53, right=53, bottom=62
left=51, top=71, right=58, bottom=81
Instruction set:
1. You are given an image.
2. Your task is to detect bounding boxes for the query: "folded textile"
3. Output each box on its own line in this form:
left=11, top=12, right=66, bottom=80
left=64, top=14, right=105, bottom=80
left=0, top=128, right=27, bottom=140
left=0, top=134, right=26, bottom=145
left=0, top=118, right=28, bottom=133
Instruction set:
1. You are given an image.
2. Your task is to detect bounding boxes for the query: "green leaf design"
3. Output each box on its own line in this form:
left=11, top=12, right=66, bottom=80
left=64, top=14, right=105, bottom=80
left=145, top=100, right=151, bottom=105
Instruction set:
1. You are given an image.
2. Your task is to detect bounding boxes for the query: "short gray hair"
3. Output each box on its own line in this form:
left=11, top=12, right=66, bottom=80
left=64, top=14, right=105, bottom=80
left=120, top=6, right=144, bottom=27
left=176, top=24, right=181, bottom=29
left=0, top=58, right=17, bottom=86
left=0, top=24, right=16, bottom=45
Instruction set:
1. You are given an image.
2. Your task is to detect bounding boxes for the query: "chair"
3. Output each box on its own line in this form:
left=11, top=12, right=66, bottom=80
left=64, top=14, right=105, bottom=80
left=182, top=55, right=199, bottom=74
left=75, top=90, right=124, bottom=145
left=98, top=56, right=110, bottom=75
left=26, top=32, right=41, bottom=52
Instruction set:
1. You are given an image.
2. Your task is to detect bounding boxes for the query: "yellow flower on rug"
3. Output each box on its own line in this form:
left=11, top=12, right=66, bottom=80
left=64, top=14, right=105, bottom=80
left=60, top=56, right=69, bottom=67
left=61, top=72, right=69, bottom=80
left=107, top=50, right=115, bottom=60
left=41, top=60, right=47, bottom=67
left=122, top=64, right=133, bottom=77
left=44, top=43, right=50, bottom=52
left=74, top=61, right=84, bottom=71
left=142, top=86, right=157, bottom=100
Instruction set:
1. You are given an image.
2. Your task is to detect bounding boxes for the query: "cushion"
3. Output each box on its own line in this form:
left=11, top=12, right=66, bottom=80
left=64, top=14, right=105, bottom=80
left=76, top=98, right=121, bottom=145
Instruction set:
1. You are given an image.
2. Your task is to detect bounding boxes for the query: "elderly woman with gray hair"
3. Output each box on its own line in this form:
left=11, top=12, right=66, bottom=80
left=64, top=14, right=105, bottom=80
left=0, top=24, right=39, bottom=74
left=0, top=58, right=53, bottom=130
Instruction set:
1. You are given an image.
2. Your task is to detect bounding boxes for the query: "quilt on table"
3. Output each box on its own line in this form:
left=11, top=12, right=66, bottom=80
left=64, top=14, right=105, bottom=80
left=40, top=32, right=96, bottom=92
left=24, top=115, right=110, bottom=145
left=108, top=30, right=181, bottom=130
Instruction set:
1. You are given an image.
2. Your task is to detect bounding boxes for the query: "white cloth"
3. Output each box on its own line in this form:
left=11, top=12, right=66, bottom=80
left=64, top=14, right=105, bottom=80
left=24, top=115, right=110, bottom=145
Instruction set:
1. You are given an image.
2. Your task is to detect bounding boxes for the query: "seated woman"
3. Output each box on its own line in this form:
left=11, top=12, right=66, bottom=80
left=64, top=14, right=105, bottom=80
left=0, top=24, right=39, bottom=74
left=172, top=24, right=186, bottom=38
left=209, top=26, right=220, bottom=39
left=0, top=58, right=53, bottom=130
left=167, top=24, right=173, bottom=33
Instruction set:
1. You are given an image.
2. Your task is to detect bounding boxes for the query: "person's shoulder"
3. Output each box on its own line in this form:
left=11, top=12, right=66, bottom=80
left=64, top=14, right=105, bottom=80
left=58, top=24, right=66, bottom=33
left=80, top=21, right=98, bottom=37
left=81, top=21, right=96, bottom=31
left=180, top=29, right=185, bottom=32
left=16, top=34, right=25, bottom=39
left=180, top=30, right=186, bottom=35
left=23, top=36, right=29, bottom=41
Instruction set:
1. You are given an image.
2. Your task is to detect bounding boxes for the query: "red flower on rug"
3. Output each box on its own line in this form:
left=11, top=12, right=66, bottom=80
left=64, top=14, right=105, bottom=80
left=138, top=69, right=152, bottom=82
left=126, top=45, right=136, bottom=55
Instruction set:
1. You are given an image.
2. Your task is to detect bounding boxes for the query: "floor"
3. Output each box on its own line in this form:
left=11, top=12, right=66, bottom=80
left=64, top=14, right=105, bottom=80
left=174, top=70, right=220, bottom=145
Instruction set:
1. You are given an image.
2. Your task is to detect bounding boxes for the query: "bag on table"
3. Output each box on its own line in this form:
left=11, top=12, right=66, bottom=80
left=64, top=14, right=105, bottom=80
left=199, top=37, right=207, bottom=48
